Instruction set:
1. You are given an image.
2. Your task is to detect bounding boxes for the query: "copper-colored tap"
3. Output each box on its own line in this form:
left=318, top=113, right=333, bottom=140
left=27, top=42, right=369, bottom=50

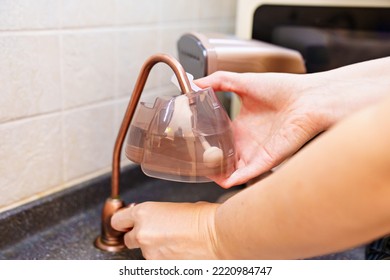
left=94, top=53, right=192, bottom=252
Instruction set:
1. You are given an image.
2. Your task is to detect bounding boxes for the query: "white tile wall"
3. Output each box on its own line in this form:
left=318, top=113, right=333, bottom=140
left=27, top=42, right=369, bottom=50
left=115, top=0, right=159, bottom=25
left=0, top=115, right=63, bottom=208
left=62, top=31, right=115, bottom=109
left=160, top=0, right=199, bottom=22
left=0, top=0, right=60, bottom=31
left=0, top=35, right=61, bottom=123
left=199, top=0, right=236, bottom=19
left=61, top=0, right=115, bottom=28
left=0, top=0, right=237, bottom=212
left=63, top=103, right=115, bottom=181
left=115, top=28, right=160, bottom=98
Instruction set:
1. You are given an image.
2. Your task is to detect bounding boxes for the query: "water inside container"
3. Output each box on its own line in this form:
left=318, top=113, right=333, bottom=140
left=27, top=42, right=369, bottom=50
left=125, top=87, right=237, bottom=182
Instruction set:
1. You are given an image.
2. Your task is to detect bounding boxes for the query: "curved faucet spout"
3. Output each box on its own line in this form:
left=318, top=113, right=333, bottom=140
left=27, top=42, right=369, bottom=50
left=111, top=53, right=192, bottom=198
left=95, top=53, right=192, bottom=252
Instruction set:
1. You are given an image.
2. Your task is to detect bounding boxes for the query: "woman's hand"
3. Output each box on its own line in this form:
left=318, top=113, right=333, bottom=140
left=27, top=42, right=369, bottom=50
left=196, top=58, right=390, bottom=188
left=196, top=71, right=330, bottom=188
left=111, top=201, right=221, bottom=260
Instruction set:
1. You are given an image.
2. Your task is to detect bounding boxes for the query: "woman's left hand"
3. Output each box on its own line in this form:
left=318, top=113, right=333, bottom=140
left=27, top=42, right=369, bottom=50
left=111, top=201, right=220, bottom=259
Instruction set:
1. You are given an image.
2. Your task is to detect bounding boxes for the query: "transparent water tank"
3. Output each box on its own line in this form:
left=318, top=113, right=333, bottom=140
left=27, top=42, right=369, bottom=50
left=125, top=87, right=237, bottom=183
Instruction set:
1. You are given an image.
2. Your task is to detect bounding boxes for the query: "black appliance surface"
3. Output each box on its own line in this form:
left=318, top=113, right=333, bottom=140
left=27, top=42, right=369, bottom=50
left=252, top=5, right=390, bottom=72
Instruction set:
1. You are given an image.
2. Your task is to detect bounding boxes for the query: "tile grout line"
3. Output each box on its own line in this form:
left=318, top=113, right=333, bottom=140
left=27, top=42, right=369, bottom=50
left=0, top=83, right=178, bottom=127
left=59, top=20, right=66, bottom=184
left=0, top=20, right=232, bottom=36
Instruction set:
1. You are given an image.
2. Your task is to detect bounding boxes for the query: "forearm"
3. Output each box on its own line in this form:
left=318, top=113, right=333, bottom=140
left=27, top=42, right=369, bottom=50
left=303, top=56, right=390, bottom=128
left=214, top=97, right=390, bottom=259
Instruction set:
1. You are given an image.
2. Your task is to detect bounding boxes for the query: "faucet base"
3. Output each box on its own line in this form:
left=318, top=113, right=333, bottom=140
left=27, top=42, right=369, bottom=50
left=94, top=235, right=127, bottom=252
left=94, top=197, right=127, bottom=252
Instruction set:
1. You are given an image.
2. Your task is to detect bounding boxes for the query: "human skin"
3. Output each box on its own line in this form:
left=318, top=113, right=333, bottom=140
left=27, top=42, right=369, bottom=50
left=112, top=97, right=390, bottom=259
left=195, top=57, right=390, bottom=188
left=111, top=57, right=390, bottom=259
left=214, top=96, right=390, bottom=259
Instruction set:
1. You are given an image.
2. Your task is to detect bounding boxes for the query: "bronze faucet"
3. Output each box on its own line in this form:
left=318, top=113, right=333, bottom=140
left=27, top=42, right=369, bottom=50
left=94, top=53, right=192, bottom=252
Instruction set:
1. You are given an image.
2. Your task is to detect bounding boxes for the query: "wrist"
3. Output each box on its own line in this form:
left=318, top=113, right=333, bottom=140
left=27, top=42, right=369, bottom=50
left=212, top=203, right=239, bottom=260
left=197, top=202, right=223, bottom=259
left=305, top=67, right=390, bottom=129
left=297, top=72, right=348, bottom=131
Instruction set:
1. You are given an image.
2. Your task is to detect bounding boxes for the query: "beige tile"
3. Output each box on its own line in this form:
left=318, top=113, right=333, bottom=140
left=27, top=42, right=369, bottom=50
left=115, top=28, right=160, bottom=99
left=0, top=35, right=61, bottom=124
left=160, top=26, right=195, bottom=56
left=0, top=0, right=60, bottom=30
left=195, top=18, right=236, bottom=35
left=62, top=31, right=115, bottom=109
left=115, top=0, right=160, bottom=25
left=159, top=25, right=196, bottom=86
left=0, top=115, right=63, bottom=209
left=199, top=0, right=237, bottom=19
left=114, top=98, right=129, bottom=134
left=160, top=0, right=199, bottom=22
left=61, top=0, right=115, bottom=28
left=63, top=103, right=115, bottom=181
left=113, top=99, right=133, bottom=165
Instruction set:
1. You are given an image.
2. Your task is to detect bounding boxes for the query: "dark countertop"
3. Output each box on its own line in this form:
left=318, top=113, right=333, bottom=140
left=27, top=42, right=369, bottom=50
left=0, top=166, right=366, bottom=260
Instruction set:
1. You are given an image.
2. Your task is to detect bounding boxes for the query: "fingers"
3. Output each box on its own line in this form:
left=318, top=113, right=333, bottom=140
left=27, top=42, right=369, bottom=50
left=194, top=71, right=245, bottom=95
left=111, top=204, right=136, bottom=232
left=213, top=168, right=257, bottom=188
left=123, top=231, right=140, bottom=250
left=220, top=168, right=261, bottom=188
left=111, top=204, right=142, bottom=249
left=110, top=203, right=147, bottom=250
left=216, top=156, right=275, bottom=188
